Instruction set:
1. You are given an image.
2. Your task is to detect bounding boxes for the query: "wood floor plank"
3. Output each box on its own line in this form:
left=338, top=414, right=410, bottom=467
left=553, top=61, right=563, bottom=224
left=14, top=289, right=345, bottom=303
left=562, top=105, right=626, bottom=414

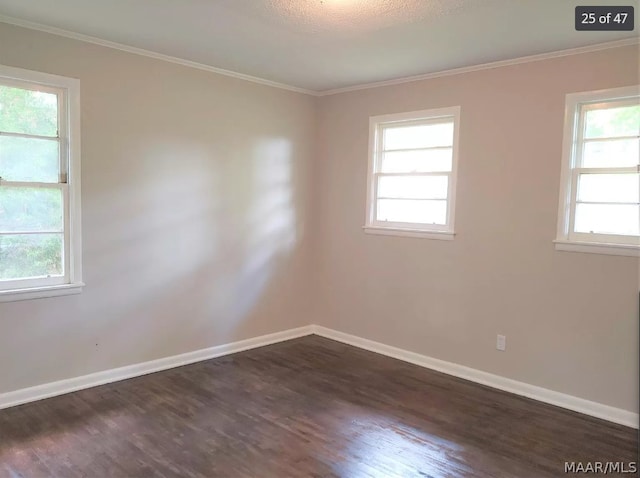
left=0, top=336, right=637, bottom=477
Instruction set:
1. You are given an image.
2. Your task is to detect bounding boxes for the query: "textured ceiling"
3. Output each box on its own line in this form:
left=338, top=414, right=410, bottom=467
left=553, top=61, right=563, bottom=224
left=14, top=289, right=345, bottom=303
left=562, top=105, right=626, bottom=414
left=256, top=0, right=467, bottom=32
left=0, top=0, right=637, bottom=92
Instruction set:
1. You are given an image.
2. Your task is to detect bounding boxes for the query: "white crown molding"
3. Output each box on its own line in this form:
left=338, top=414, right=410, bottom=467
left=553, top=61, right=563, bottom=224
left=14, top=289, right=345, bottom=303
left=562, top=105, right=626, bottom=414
left=318, top=37, right=640, bottom=96
left=0, top=14, right=318, bottom=96
left=312, top=325, right=639, bottom=429
left=0, top=325, right=314, bottom=411
left=1, top=14, right=638, bottom=98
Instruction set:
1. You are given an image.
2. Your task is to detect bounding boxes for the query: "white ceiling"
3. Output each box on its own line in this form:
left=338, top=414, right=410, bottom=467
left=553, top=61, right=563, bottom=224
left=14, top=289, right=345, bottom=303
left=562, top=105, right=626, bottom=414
left=0, top=0, right=637, bottom=92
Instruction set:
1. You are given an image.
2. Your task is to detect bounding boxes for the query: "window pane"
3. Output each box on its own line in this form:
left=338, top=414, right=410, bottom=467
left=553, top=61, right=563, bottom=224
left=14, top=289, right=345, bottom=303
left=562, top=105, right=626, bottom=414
left=574, top=203, right=639, bottom=236
left=584, top=104, right=640, bottom=139
left=0, top=233, right=63, bottom=280
left=377, top=199, right=447, bottom=224
left=582, top=138, right=639, bottom=168
left=578, top=173, right=639, bottom=203
left=380, top=149, right=453, bottom=173
left=0, top=85, right=58, bottom=137
left=383, top=121, right=454, bottom=150
left=378, top=175, right=448, bottom=199
left=0, top=136, right=60, bottom=182
left=0, top=187, right=63, bottom=232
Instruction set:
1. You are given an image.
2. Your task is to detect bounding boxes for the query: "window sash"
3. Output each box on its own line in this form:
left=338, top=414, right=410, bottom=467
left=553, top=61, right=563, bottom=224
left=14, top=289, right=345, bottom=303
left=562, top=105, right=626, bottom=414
left=556, top=86, right=640, bottom=253
left=377, top=118, right=455, bottom=155
left=575, top=98, right=640, bottom=169
left=0, top=78, right=71, bottom=291
left=0, top=65, right=82, bottom=299
left=0, top=234, right=67, bottom=290
left=371, top=171, right=453, bottom=231
left=580, top=97, right=639, bottom=121
left=367, top=110, right=459, bottom=233
left=0, top=78, right=70, bottom=289
left=374, top=119, right=455, bottom=228
left=0, top=81, right=68, bottom=183
left=568, top=96, right=640, bottom=241
left=0, top=182, right=70, bottom=290
left=567, top=158, right=639, bottom=244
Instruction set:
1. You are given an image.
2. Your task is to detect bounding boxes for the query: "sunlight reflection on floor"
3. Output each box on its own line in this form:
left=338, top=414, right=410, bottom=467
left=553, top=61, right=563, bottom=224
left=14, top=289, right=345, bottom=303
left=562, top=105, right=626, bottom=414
left=323, top=408, right=469, bottom=478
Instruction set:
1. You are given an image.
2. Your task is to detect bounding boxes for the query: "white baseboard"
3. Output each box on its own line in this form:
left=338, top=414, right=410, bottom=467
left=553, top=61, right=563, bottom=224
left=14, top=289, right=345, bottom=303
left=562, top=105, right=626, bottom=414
left=312, top=325, right=639, bottom=429
left=0, top=325, right=314, bottom=411
left=2, top=323, right=636, bottom=429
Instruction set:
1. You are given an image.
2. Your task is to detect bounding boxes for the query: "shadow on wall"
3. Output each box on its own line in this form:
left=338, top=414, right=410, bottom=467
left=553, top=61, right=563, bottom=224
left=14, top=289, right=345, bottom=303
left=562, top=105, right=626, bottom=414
left=40, top=135, right=299, bottom=371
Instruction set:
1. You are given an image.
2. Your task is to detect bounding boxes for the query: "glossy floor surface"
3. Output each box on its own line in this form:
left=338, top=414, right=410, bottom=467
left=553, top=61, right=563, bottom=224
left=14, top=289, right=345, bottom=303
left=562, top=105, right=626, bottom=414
left=0, top=336, right=637, bottom=477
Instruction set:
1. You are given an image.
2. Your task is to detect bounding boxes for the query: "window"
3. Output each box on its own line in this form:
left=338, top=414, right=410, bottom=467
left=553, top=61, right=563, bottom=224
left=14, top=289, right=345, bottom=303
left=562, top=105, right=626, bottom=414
left=555, top=86, right=640, bottom=256
left=0, top=65, right=82, bottom=301
left=364, top=107, right=460, bottom=239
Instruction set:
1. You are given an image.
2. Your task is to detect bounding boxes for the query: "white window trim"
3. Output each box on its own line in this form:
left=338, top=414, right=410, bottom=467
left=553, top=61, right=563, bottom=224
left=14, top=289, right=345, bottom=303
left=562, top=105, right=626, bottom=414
left=362, top=226, right=455, bottom=240
left=365, top=106, right=461, bottom=239
left=555, top=85, right=640, bottom=257
left=0, top=65, right=83, bottom=302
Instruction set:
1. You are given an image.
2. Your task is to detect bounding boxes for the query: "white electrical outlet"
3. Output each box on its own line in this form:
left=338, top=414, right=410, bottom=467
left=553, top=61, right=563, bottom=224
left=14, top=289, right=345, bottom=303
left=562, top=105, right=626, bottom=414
left=496, top=334, right=506, bottom=351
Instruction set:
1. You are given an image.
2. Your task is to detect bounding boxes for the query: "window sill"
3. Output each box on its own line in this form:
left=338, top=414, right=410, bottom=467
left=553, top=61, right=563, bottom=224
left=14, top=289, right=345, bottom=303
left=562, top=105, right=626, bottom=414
left=0, top=282, right=85, bottom=303
left=363, top=226, right=455, bottom=240
left=553, top=240, right=639, bottom=257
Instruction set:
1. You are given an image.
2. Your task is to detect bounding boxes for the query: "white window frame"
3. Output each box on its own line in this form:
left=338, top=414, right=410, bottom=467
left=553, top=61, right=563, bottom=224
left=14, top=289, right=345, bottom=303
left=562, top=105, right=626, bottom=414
left=555, top=85, right=640, bottom=257
left=0, top=65, right=83, bottom=302
left=364, top=106, right=461, bottom=240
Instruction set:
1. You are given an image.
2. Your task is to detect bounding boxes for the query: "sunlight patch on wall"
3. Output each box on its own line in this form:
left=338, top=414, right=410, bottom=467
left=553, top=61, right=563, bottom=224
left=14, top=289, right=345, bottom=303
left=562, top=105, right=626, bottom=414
left=225, top=137, right=297, bottom=326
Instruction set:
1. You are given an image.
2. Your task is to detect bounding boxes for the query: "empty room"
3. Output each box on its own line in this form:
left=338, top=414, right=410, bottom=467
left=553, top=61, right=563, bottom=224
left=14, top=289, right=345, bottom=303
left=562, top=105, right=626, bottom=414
left=0, top=1, right=638, bottom=477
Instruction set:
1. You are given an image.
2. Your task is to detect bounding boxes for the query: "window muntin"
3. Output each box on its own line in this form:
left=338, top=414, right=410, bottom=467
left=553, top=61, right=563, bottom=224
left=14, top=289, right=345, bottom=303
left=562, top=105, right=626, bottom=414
left=0, top=66, right=81, bottom=297
left=366, top=108, right=460, bottom=235
left=558, top=87, right=640, bottom=249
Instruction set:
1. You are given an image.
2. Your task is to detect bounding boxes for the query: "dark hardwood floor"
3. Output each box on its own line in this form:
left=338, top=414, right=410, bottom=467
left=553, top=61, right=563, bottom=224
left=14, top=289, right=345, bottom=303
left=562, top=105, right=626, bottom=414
left=0, top=336, right=637, bottom=477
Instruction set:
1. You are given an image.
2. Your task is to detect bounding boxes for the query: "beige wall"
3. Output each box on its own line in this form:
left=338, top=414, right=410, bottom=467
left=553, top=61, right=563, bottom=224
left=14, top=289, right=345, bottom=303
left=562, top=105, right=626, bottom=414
left=314, top=45, right=640, bottom=413
left=0, top=23, right=316, bottom=393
